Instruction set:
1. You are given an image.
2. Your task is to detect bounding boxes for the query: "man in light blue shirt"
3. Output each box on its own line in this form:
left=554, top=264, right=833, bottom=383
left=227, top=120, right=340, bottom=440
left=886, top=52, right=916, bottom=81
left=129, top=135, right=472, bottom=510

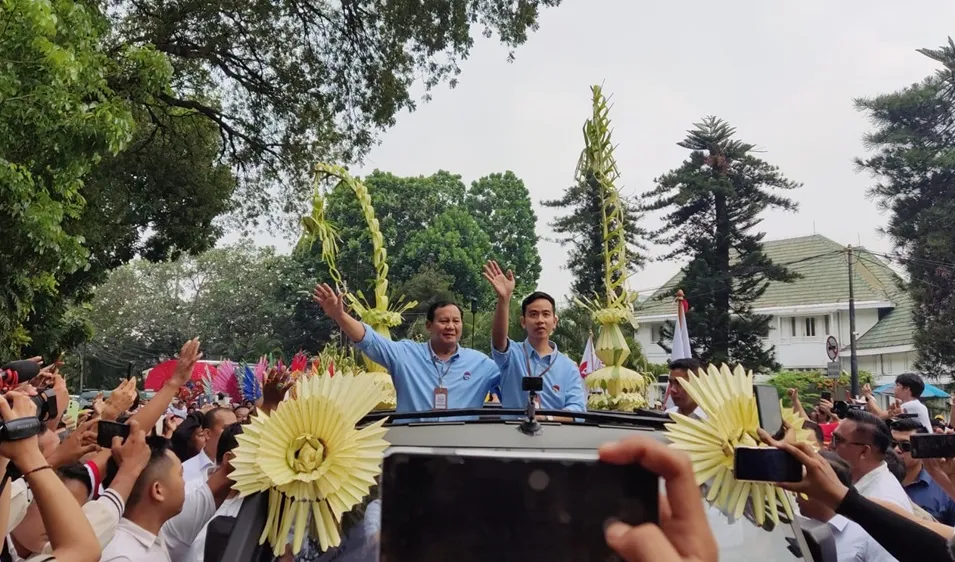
left=313, top=284, right=500, bottom=419
left=482, top=261, right=587, bottom=416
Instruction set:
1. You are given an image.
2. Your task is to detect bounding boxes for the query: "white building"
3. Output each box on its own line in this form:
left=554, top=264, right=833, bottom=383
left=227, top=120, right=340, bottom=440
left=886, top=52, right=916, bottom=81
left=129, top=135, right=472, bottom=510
left=634, top=235, right=916, bottom=382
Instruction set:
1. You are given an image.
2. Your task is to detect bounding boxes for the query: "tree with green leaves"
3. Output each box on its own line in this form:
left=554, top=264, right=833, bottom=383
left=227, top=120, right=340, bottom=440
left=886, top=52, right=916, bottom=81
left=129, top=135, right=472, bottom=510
left=302, top=168, right=541, bottom=310
left=0, top=0, right=142, bottom=356
left=644, top=117, right=801, bottom=371
left=465, top=172, right=541, bottom=297
left=542, top=93, right=646, bottom=300
left=855, top=38, right=955, bottom=376
left=104, top=0, right=562, bottom=220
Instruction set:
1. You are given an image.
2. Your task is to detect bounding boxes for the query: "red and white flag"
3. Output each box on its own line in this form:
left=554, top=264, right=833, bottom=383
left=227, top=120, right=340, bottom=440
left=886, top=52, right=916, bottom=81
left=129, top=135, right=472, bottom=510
left=664, top=294, right=692, bottom=409
left=579, top=332, right=603, bottom=377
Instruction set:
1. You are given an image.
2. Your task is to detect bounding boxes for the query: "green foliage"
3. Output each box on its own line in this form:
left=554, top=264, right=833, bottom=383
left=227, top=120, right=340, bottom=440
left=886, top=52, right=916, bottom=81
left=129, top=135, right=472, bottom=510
left=105, top=0, right=563, bottom=219
left=644, top=117, right=801, bottom=372
left=0, top=0, right=136, bottom=356
left=766, top=370, right=875, bottom=407
left=542, top=87, right=646, bottom=301
left=75, top=243, right=329, bottom=388
left=303, top=168, right=541, bottom=310
left=855, top=38, right=955, bottom=376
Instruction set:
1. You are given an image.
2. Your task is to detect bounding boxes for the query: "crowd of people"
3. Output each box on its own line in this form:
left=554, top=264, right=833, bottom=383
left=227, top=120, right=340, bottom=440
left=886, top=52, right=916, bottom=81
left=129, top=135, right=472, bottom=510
left=2, top=260, right=955, bottom=561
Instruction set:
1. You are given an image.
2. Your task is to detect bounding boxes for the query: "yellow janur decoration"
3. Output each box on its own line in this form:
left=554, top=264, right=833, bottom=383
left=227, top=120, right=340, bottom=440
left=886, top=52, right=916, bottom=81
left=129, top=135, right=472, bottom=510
left=230, top=373, right=390, bottom=555
left=665, top=363, right=808, bottom=527
left=299, top=163, right=416, bottom=407
left=571, top=85, right=646, bottom=407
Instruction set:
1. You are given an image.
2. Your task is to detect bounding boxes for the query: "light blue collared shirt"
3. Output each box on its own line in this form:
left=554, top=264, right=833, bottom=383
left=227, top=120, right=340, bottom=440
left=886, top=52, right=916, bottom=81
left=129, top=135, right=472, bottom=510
left=354, top=323, right=500, bottom=419
left=492, top=338, right=587, bottom=412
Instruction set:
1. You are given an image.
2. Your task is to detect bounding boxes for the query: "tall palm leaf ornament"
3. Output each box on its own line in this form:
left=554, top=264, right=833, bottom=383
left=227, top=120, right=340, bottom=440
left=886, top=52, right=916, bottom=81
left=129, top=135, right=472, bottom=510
left=573, top=85, right=647, bottom=407
left=300, top=163, right=416, bottom=409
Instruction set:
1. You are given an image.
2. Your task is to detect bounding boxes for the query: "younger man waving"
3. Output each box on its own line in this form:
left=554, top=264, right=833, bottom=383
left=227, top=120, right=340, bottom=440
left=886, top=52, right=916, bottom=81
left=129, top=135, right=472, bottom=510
left=483, top=260, right=586, bottom=415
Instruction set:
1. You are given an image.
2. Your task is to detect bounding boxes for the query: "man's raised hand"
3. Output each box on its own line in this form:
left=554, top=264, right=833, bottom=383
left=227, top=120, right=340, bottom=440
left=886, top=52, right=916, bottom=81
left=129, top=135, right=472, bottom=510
left=482, top=260, right=515, bottom=300
left=313, top=283, right=347, bottom=320
left=170, top=338, right=202, bottom=388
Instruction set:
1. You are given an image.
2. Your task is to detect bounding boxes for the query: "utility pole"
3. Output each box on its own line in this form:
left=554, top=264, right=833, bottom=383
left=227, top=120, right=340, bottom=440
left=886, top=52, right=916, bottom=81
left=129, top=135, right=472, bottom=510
left=847, top=245, right=860, bottom=397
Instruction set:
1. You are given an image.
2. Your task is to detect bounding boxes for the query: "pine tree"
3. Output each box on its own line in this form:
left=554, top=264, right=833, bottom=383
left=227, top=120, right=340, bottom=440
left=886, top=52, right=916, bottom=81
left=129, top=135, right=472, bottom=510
left=542, top=94, right=646, bottom=299
left=644, top=117, right=800, bottom=371
left=856, top=38, right=955, bottom=376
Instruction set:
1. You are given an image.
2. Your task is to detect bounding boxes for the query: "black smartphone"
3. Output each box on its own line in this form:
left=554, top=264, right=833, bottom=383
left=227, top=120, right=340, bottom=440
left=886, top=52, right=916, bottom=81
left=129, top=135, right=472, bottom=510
left=380, top=448, right=659, bottom=562
left=734, top=446, right=803, bottom=483
left=97, top=420, right=130, bottom=448
left=911, top=433, right=955, bottom=459
left=753, top=384, right=783, bottom=436
left=820, top=391, right=832, bottom=401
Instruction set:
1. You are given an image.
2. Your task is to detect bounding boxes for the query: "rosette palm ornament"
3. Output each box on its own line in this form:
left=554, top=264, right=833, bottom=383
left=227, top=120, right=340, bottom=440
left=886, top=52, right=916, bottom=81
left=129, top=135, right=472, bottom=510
left=664, top=363, right=811, bottom=527
left=229, top=373, right=390, bottom=556
left=572, top=86, right=645, bottom=405
left=300, top=163, right=417, bottom=374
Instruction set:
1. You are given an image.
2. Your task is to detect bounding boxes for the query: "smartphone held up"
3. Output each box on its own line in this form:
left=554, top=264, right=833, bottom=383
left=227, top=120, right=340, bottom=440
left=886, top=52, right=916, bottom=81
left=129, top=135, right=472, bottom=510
left=379, top=448, right=659, bottom=562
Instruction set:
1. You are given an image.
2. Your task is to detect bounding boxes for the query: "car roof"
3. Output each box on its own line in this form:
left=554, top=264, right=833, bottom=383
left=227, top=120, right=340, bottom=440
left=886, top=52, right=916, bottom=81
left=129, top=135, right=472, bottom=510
left=382, top=419, right=666, bottom=451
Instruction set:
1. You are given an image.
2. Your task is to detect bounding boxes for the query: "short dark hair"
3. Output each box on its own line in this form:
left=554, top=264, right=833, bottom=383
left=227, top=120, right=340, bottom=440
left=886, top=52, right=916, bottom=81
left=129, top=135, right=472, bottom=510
left=170, top=412, right=203, bottom=461
left=669, top=357, right=702, bottom=373
left=127, top=436, right=174, bottom=509
left=845, top=409, right=892, bottom=454
left=896, top=373, right=925, bottom=398
left=891, top=417, right=927, bottom=433
left=202, top=407, right=233, bottom=430
left=820, top=451, right=853, bottom=488
left=520, top=292, right=556, bottom=315
left=426, top=300, right=463, bottom=322
left=56, top=462, right=92, bottom=498
left=216, top=422, right=244, bottom=464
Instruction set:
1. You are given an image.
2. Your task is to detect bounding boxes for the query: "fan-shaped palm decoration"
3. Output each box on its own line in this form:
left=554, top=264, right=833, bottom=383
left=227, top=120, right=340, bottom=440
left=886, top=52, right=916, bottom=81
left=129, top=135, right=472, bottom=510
left=300, top=163, right=417, bottom=374
left=570, top=85, right=645, bottom=408
left=780, top=400, right=818, bottom=448
left=213, top=360, right=241, bottom=404
left=230, top=373, right=390, bottom=556
left=665, top=363, right=806, bottom=527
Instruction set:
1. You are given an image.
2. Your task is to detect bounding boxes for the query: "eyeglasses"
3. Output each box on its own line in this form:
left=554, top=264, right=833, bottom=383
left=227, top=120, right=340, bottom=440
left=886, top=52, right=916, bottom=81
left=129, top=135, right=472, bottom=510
left=831, top=432, right=869, bottom=448
left=892, top=440, right=913, bottom=453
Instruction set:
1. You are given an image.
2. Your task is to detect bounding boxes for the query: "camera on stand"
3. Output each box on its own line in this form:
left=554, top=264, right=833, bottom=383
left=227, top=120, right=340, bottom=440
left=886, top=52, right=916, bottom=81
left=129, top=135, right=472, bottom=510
left=518, top=377, right=545, bottom=436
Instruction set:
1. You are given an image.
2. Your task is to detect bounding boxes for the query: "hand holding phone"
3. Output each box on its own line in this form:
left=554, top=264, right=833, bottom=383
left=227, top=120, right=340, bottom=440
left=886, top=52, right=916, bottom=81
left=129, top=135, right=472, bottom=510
left=734, top=446, right=803, bottom=483
left=97, top=420, right=130, bottom=448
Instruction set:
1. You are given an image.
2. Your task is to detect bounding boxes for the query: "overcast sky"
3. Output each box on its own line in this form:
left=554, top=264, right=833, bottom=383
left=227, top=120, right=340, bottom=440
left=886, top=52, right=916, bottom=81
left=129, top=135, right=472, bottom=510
left=246, top=1, right=955, bottom=303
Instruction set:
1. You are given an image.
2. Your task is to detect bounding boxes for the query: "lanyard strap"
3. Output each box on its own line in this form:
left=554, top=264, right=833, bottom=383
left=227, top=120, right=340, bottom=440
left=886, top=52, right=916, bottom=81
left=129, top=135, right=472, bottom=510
left=521, top=342, right=557, bottom=380
left=429, top=344, right=454, bottom=388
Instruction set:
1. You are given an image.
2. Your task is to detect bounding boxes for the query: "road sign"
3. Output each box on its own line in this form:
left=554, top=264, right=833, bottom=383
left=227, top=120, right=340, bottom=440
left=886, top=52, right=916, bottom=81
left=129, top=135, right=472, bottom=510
left=826, top=336, right=839, bottom=361
left=827, top=361, right=841, bottom=379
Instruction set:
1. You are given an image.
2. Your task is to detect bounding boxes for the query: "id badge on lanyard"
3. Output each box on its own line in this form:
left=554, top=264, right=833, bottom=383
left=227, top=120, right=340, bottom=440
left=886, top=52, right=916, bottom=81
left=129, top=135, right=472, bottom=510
left=522, top=343, right=556, bottom=403
left=431, top=353, right=453, bottom=410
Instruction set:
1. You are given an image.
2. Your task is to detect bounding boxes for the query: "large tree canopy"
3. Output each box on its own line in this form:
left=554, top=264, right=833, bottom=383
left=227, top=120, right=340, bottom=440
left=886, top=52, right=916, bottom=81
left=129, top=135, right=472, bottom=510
left=305, top=168, right=541, bottom=310
left=107, top=0, right=563, bottom=217
left=644, top=117, right=800, bottom=371
left=855, top=38, right=955, bottom=375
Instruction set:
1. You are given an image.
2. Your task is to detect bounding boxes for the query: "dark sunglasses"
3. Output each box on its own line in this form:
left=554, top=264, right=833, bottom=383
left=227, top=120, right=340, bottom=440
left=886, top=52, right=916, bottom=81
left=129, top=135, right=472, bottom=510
left=892, top=440, right=913, bottom=453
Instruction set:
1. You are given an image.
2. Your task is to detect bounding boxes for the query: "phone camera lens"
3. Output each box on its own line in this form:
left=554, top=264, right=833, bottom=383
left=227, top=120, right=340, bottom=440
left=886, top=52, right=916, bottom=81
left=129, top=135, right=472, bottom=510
left=528, top=469, right=549, bottom=491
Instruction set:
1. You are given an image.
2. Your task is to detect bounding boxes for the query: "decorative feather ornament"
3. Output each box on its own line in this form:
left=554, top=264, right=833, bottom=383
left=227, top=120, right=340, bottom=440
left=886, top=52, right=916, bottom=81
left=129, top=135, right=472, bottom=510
left=213, top=361, right=241, bottom=403
left=665, top=363, right=801, bottom=527
left=229, top=373, right=390, bottom=556
left=241, top=364, right=264, bottom=403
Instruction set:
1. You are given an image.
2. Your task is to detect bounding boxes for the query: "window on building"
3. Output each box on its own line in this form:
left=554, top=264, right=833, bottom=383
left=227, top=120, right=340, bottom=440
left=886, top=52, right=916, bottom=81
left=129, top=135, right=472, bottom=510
left=789, top=317, right=796, bottom=337
left=804, top=317, right=816, bottom=337
left=824, top=315, right=831, bottom=336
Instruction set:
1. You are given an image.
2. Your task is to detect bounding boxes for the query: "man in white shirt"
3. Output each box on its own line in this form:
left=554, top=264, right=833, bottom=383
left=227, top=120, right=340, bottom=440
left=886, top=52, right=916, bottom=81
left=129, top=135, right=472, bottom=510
left=181, top=407, right=236, bottom=483
left=797, top=451, right=897, bottom=562
left=831, top=409, right=913, bottom=513
left=101, top=436, right=234, bottom=562
left=664, top=358, right=707, bottom=420
left=864, top=373, right=932, bottom=433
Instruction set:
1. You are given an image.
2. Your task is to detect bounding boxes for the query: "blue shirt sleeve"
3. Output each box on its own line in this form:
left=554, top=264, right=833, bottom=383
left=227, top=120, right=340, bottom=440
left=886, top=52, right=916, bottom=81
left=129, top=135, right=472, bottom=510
left=563, top=359, right=588, bottom=412
left=490, top=338, right=514, bottom=368
left=481, top=354, right=502, bottom=391
left=353, top=323, right=407, bottom=371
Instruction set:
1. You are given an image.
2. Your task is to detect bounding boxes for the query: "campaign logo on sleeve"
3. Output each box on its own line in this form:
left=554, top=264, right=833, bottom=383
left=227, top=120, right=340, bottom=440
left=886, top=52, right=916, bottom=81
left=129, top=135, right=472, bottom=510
left=463, top=371, right=471, bottom=381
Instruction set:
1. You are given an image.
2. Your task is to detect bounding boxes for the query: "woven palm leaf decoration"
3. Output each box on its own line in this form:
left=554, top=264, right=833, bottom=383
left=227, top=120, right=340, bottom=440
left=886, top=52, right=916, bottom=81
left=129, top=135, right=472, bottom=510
left=665, top=363, right=806, bottom=526
left=230, top=373, right=390, bottom=556
left=571, top=85, right=645, bottom=409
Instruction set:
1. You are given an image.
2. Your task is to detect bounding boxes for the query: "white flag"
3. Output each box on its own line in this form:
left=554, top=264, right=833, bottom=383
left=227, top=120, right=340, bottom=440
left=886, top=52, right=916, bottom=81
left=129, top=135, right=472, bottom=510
left=579, top=333, right=603, bottom=377
left=665, top=295, right=692, bottom=409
